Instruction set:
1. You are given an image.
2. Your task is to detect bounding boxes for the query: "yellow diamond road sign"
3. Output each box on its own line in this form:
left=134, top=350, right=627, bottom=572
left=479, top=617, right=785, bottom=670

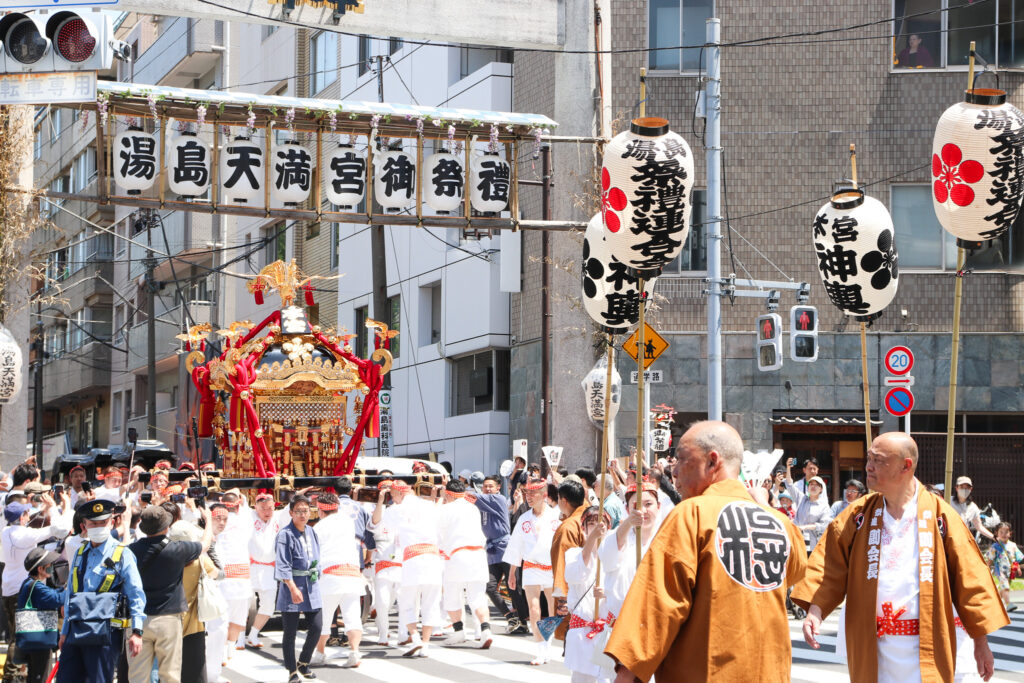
left=622, top=322, right=669, bottom=370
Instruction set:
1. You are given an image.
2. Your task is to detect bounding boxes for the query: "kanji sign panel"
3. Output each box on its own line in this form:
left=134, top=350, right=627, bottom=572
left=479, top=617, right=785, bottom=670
left=622, top=323, right=669, bottom=370
left=629, top=370, right=664, bottom=383
left=884, top=386, right=915, bottom=417
left=378, top=389, right=393, bottom=458
left=0, top=71, right=96, bottom=105
left=884, top=346, right=914, bottom=375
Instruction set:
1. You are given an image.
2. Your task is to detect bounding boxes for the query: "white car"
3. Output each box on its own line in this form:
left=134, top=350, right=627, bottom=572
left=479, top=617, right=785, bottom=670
left=352, top=456, right=447, bottom=476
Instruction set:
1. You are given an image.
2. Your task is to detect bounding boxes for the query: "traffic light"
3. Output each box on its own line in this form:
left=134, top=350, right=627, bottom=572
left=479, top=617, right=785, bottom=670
left=0, top=11, right=129, bottom=73
left=756, top=313, right=783, bottom=372
left=790, top=305, right=818, bottom=362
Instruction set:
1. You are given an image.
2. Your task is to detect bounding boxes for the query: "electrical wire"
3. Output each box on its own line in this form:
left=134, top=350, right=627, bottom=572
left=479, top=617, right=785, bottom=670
left=385, top=56, right=420, bottom=106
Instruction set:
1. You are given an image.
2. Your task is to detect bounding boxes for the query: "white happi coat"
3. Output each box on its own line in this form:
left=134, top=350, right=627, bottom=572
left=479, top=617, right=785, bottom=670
left=369, top=505, right=402, bottom=582
left=384, top=495, right=442, bottom=587
left=316, top=511, right=366, bottom=596
left=249, top=508, right=290, bottom=592
left=502, top=504, right=561, bottom=584
left=438, top=498, right=489, bottom=584
left=218, top=510, right=254, bottom=600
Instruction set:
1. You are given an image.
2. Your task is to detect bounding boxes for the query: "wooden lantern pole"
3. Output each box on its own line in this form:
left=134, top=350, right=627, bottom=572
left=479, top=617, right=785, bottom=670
left=849, top=144, right=873, bottom=453
left=944, top=42, right=975, bottom=503
left=634, top=68, right=648, bottom=569
left=594, top=334, right=614, bottom=619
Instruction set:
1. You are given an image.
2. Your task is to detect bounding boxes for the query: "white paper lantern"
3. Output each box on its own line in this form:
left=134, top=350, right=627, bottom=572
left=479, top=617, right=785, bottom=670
left=166, top=131, right=210, bottom=199
left=114, top=127, right=158, bottom=195
left=373, top=147, right=416, bottom=213
left=651, top=428, right=671, bottom=452
left=220, top=136, right=264, bottom=205
left=0, top=325, right=23, bottom=405
left=581, top=353, right=621, bottom=428
left=325, top=143, right=366, bottom=210
left=813, top=188, right=899, bottom=320
left=271, top=140, right=314, bottom=206
left=601, top=117, right=694, bottom=276
left=932, top=88, right=1024, bottom=243
left=582, top=214, right=656, bottom=331
left=424, top=149, right=464, bottom=214
left=470, top=152, right=510, bottom=213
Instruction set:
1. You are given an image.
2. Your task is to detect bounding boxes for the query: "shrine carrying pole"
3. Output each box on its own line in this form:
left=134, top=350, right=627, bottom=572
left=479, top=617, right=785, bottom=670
left=849, top=144, right=873, bottom=452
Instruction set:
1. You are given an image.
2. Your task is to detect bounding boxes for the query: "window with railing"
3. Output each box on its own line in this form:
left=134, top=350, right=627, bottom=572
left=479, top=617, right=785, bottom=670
left=892, top=0, right=1024, bottom=70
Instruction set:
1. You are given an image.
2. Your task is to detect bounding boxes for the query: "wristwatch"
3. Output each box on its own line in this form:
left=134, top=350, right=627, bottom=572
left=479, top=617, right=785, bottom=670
left=132, top=628, right=143, bottom=637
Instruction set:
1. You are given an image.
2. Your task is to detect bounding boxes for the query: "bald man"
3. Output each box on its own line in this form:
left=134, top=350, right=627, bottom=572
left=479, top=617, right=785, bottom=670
left=792, top=432, right=1008, bottom=683
left=604, top=420, right=806, bottom=682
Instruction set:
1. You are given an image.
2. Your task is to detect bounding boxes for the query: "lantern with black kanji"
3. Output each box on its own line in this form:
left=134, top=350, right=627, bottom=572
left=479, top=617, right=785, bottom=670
left=581, top=353, right=621, bottom=428
left=813, top=187, right=899, bottom=320
left=167, top=130, right=210, bottom=199
left=470, top=152, right=510, bottom=214
left=220, top=135, right=264, bottom=205
left=0, top=324, right=23, bottom=405
left=373, top=146, right=416, bottom=213
left=932, top=88, right=1024, bottom=244
left=600, top=117, right=694, bottom=277
left=582, top=213, right=656, bottom=331
left=114, top=126, right=158, bottom=195
left=424, top=147, right=464, bottom=214
left=325, top=142, right=366, bottom=211
left=271, top=139, right=314, bottom=207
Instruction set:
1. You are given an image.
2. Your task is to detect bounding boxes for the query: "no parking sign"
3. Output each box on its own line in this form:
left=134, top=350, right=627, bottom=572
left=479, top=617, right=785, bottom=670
left=883, top=346, right=915, bottom=418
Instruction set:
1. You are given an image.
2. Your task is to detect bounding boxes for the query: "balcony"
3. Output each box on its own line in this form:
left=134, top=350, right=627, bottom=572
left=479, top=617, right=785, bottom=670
left=133, top=18, right=223, bottom=88
left=41, top=342, right=111, bottom=406
left=126, top=302, right=214, bottom=373
left=129, top=212, right=214, bottom=281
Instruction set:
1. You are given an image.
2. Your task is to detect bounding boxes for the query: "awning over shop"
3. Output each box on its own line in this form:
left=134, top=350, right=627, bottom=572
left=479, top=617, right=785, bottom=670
left=771, top=411, right=883, bottom=427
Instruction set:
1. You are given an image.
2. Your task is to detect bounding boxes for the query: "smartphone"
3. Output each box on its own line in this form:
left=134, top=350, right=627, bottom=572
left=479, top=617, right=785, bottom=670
left=140, top=491, right=153, bottom=504
left=279, top=489, right=294, bottom=505
left=170, top=493, right=186, bottom=504
left=187, top=486, right=208, bottom=499
left=81, top=481, right=92, bottom=493
left=52, top=484, right=64, bottom=496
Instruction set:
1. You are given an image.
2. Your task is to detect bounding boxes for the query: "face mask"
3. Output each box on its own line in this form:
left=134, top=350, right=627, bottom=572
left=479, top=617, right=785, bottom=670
left=957, top=487, right=970, bottom=498
left=87, top=526, right=110, bottom=543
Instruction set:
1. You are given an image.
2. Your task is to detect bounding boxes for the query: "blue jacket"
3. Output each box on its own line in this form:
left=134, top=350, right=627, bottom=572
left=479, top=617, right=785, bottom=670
left=473, top=493, right=510, bottom=564
left=60, top=536, right=147, bottom=635
left=18, top=578, right=64, bottom=611
left=275, top=522, right=322, bottom=612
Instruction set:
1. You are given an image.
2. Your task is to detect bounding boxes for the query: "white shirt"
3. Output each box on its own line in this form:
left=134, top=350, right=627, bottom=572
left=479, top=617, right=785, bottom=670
left=248, top=508, right=289, bottom=592
left=93, top=486, right=123, bottom=503
left=876, top=482, right=922, bottom=683
left=384, top=496, right=442, bottom=587
left=502, top=505, right=561, bottom=568
left=437, top=498, right=489, bottom=584
left=316, top=512, right=364, bottom=596
left=598, top=521, right=660, bottom=618
left=1, top=511, right=72, bottom=597
left=368, top=504, right=401, bottom=580
left=216, top=510, right=254, bottom=599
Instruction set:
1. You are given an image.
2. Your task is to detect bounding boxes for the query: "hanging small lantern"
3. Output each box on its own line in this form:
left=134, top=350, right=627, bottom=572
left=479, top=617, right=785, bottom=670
left=372, top=146, right=416, bottom=213
left=600, top=117, right=694, bottom=277
left=166, top=130, right=210, bottom=200
left=581, top=353, right=621, bottom=429
left=581, top=213, right=656, bottom=331
left=324, top=142, right=366, bottom=210
left=470, top=151, right=510, bottom=214
left=271, top=139, right=314, bottom=207
left=650, top=428, right=671, bottom=452
left=932, top=88, right=1024, bottom=244
left=424, top=147, right=464, bottom=215
left=220, top=135, right=264, bottom=205
left=813, top=187, right=899, bottom=320
left=0, top=324, right=23, bottom=405
left=114, top=126, right=158, bottom=195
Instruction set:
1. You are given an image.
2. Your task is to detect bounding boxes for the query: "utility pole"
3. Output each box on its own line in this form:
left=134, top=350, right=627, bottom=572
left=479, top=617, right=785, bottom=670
left=32, top=309, right=43, bottom=463
left=370, top=53, right=391, bottom=389
left=144, top=249, right=157, bottom=440
left=705, top=17, right=723, bottom=422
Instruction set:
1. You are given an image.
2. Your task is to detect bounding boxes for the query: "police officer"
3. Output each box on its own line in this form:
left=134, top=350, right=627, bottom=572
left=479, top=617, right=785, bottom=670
left=57, top=499, right=147, bottom=683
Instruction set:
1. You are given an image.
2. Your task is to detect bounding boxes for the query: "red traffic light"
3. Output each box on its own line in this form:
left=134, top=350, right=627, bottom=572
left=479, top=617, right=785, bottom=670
left=53, top=16, right=96, bottom=63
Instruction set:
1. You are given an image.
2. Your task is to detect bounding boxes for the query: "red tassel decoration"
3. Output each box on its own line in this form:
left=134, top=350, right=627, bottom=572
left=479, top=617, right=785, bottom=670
left=253, top=281, right=264, bottom=305
left=200, top=340, right=206, bottom=352
left=304, top=282, right=315, bottom=307
left=185, top=341, right=191, bottom=352
left=374, top=335, right=381, bottom=351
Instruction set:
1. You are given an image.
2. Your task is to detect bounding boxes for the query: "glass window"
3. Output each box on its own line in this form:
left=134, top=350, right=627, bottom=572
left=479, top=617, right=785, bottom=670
left=663, top=188, right=707, bottom=273
left=311, top=31, right=338, bottom=94
left=358, top=35, right=372, bottom=77
left=34, top=125, right=42, bottom=159
left=387, top=294, right=400, bottom=358
left=649, top=0, right=713, bottom=72
left=949, top=0, right=996, bottom=66
left=330, top=222, right=340, bottom=269
left=262, top=24, right=278, bottom=40
left=450, top=349, right=510, bottom=416
left=263, top=222, right=287, bottom=266
left=50, top=108, right=61, bottom=144
left=389, top=36, right=403, bottom=55
left=893, top=0, right=1024, bottom=69
left=354, top=305, right=369, bottom=358
left=112, top=392, right=122, bottom=433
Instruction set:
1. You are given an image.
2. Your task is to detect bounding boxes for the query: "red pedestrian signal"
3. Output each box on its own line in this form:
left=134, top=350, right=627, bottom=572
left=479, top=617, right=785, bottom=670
left=790, top=306, right=818, bottom=363
left=756, top=314, right=783, bottom=371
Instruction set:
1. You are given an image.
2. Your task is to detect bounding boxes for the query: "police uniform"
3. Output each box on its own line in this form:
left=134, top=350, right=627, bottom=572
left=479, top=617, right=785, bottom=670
left=57, top=499, right=147, bottom=683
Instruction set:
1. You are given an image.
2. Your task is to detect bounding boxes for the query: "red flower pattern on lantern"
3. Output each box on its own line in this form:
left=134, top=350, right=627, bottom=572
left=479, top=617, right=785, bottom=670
left=932, top=143, right=985, bottom=207
left=601, top=167, right=628, bottom=233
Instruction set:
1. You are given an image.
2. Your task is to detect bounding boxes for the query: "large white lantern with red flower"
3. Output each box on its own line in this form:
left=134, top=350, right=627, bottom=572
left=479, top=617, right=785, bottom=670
left=813, top=187, right=899, bottom=320
left=600, top=117, right=694, bottom=277
left=582, top=213, right=656, bottom=331
left=932, top=88, right=1024, bottom=244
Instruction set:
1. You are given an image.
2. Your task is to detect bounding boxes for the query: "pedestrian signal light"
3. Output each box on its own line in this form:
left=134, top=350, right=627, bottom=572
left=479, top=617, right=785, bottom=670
left=756, top=313, right=783, bottom=372
left=790, top=305, right=818, bottom=363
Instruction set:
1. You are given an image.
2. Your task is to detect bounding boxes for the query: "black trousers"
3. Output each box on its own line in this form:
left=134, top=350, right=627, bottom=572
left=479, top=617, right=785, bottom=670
left=23, top=649, right=51, bottom=683
left=281, top=610, right=322, bottom=674
left=180, top=631, right=206, bottom=683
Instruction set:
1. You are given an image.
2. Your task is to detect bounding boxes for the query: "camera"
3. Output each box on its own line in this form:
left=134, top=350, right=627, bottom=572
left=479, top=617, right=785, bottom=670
left=169, top=493, right=185, bottom=504
left=187, top=486, right=208, bottom=499
left=279, top=489, right=294, bottom=505
left=140, top=491, right=153, bottom=504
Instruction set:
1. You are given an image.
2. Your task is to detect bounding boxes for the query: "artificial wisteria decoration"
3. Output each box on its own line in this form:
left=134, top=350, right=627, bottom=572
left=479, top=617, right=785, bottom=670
left=80, top=110, right=89, bottom=133
left=447, top=124, right=456, bottom=148
left=489, top=123, right=500, bottom=153
left=147, top=93, right=159, bottom=120
left=416, top=117, right=425, bottom=135
left=533, top=127, right=544, bottom=159
left=328, top=109, right=338, bottom=133
left=97, top=93, right=109, bottom=127
left=246, top=105, right=256, bottom=138
left=196, top=103, right=207, bottom=128
left=284, top=107, right=296, bottom=129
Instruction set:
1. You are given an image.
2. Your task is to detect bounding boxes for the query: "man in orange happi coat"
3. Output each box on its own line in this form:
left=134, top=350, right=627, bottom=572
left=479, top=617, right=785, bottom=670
left=605, top=420, right=807, bottom=682
left=792, top=432, right=1008, bottom=683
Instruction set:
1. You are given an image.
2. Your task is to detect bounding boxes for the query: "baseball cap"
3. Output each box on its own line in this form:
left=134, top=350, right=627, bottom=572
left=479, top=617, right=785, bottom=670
left=139, top=506, right=172, bottom=536
left=3, top=502, right=32, bottom=524
left=778, top=491, right=793, bottom=501
left=956, top=476, right=973, bottom=487
left=458, top=469, right=473, bottom=481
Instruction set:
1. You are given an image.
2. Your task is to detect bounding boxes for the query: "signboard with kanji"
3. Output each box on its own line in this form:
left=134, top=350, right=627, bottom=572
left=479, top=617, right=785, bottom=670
left=0, top=72, right=96, bottom=106
left=622, top=322, right=669, bottom=370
